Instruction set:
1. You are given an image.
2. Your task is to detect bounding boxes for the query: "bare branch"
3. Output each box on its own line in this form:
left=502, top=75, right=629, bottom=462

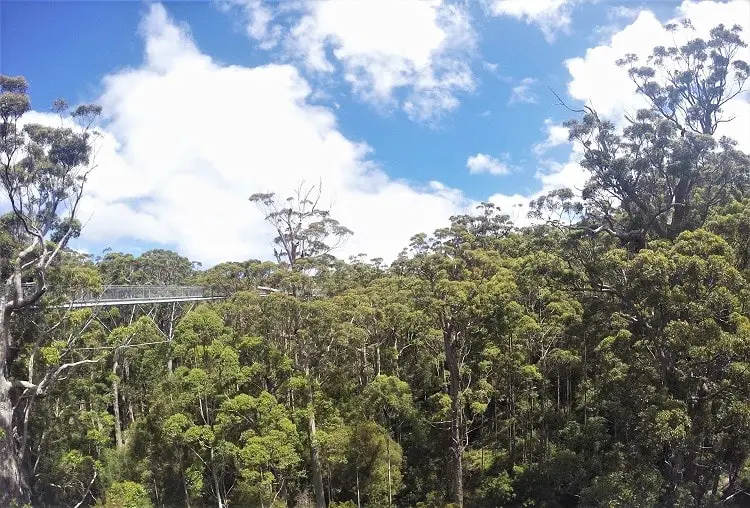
left=72, top=470, right=97, bottom=508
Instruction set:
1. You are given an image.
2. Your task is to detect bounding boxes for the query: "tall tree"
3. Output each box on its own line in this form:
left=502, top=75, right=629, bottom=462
left=402, top=206, right=513, bottom=507
left=251, top=182, right=352, bottom=508
left=0, top=75, right=101, bottom=504
left=619, top=21, right=749, bottom=136
left=250, top=183, right=352, bottom=273
left=557, top=21, right=749, bottom=250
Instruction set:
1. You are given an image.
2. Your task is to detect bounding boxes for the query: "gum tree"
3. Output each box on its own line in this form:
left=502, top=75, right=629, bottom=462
left=0, top=75, right=100, bottom=504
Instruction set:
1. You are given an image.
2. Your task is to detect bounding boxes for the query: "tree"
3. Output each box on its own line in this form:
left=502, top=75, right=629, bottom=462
left=360, top=375, right=414, bottom=507
left=250, top=182, right=353, bottom=272
left=97, top=251, right=138, bottom=285
left=134, top=249, right=198, bottom=285
left=0, top=74, right=101, bottom=505
left=401, top=208, right=514, bottom=507
left=2, top=15, right=749, bottom=508
left=251, top=182, right=353, bottom=508
left=557, top=21, right=749, bottom=250
left=156, top=306, right=242, bottom=508
left=619, top=21, right=749, bottom=136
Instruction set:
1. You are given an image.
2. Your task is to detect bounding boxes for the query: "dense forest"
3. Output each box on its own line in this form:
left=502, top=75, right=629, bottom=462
left=2, top=19, right=750, bottom=508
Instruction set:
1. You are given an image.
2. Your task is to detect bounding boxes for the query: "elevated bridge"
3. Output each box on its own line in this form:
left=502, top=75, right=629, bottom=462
left=22, top=284, right=278, bottom=308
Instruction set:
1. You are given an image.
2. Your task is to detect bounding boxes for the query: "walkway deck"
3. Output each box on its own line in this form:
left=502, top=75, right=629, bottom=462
left=21, top=283, right=281, bottom=308
left=22, top=284, right=228, bottom=308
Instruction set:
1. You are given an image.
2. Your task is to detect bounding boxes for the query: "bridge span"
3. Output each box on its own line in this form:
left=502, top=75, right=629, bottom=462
left=21, top=284, right=278, bottom=308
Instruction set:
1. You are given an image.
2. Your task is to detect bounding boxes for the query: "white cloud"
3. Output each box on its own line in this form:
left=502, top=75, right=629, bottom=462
left=55, top=4, right=471, bottom=266
left=535, top=154, right=588, bottom=192
left=508, top=77, right=538, bottom=105
left=486, top=192, right=535, bottom=226
left=590, top=6, right=641, bottom=45
left=487, top=0, right=580, bottom=42
left=222, top=0, right=283, bottom=50
left=466, top=153, right=513, bottom=175
left=232, top=0, right=477, bottom=122
left=533, top=118, right=569, bottom=155
left=608, top=5, right=640, bottom=21
left=487, top=153, right=587, bottom=227
left=483, top=61, right=499, bottom=74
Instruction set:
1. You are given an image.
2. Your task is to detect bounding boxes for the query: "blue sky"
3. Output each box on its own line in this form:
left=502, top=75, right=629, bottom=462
left=2, top=0, right=749, bottom=265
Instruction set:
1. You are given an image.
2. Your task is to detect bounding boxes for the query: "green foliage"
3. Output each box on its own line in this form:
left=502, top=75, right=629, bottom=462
left=10, top=21, right=750, bottom=508
left=97, top=249, right=196, bottom=285
left=99, top=481, right=153, bottom=508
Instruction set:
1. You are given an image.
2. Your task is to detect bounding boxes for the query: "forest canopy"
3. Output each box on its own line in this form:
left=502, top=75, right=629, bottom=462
left=1, top=18, right=750, bottom=508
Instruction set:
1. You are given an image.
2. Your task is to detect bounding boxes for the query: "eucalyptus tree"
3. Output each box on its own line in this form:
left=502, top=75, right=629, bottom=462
left=570, top=226, right=750, bottom=506
left=398, top=205, right=516, bottom=507
left=134, top=249, right=198, bottom=285
left=251, top=182, right=353, bottom=508
left=620, top=21, right=749, bottom=137
left=194, top=259, right=281, bottom=296
left=0, top=74, right=101, bottom=504
left=520, top=23, right=750, bottom=503
left=558, top=22, right=749, bottom=251
left=97, top=249, right=197, bottom=286
left=96, top=251, right=138, bottom=285
left=250, top=183, right=352, bottom=274
left=360, top=375, right=414, bottom=507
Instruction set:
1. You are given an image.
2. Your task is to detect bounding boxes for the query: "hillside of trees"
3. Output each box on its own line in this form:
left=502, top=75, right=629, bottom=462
left=1, top=20, right=750, bottom=508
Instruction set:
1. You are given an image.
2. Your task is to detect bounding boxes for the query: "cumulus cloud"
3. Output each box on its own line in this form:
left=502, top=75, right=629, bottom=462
left=59, top=4, right=470, bottom=265
left=485, top=192, right=535, bottom=226
left=533, top=118, right=569, bottom=155
left=535, top=154, right=588, bottom=192
left=486, top=156, right=587, bottom=228
left=222, top=0, right=282, bottom=50
left=607, top=6, right=640, bottom=21
left=466, top=153, right=513, bottom=175
left=487, top=0, right=581, bottom=42
left=230, top=0, right=477, bottom=122
left=483, top=61, right=499, bottom=74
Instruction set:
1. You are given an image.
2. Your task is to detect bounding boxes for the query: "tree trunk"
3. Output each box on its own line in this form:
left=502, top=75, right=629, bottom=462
left=308, top=384, right=326, bottom=508
left=376, top=344, right=381, bottom=376
left=361, top=343, right=368, bottom=387
left=443, top=329, right=464, bottom=507
left=328, top=468, right=333, bottom=504
left=181, top=454, right=193, bottom=508
left=394, top=337, right=400, bottom=378
left=112, top=356, right=123, bottom=449
left=669, top=177, right=692, bottom=238
left=128, top=400, right=136, bottom=425
left=210, top=447, right=225, bottom=508
left=356, top=467, right=361, bottom=508
left=1, top=302, right=29, bottom=506
left=213, top=472, right=225, bottom=508
left=386, top=433, right=393, bottom=508
left=167, top=302, right=177, bottom=373
left=1, top=375, right=28, bottom=506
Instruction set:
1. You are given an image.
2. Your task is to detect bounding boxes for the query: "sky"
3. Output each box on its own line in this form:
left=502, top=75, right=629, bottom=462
left=1, top=0, right=749, bottom=266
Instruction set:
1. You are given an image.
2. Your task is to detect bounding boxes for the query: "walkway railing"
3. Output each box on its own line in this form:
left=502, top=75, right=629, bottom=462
left=20, top=283, right=276, bottom=308
left=21, top=284, right=225, bottom=308
left=87, top=285, right=217, bottom=301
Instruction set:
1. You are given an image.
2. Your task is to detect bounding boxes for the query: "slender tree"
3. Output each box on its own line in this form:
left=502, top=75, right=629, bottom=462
left=250, top=182, right=352, bottom=273
left=250, top=182, right=352, bottom=508
left=0, top=75, right=101, bottom=504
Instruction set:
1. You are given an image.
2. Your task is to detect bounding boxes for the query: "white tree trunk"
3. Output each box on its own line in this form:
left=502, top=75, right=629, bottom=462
left=0, top=304, right=28, bottom=505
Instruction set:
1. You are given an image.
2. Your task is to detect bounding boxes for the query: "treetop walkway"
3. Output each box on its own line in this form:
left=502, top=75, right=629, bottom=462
left=20, top=284, right=279, bottom=308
